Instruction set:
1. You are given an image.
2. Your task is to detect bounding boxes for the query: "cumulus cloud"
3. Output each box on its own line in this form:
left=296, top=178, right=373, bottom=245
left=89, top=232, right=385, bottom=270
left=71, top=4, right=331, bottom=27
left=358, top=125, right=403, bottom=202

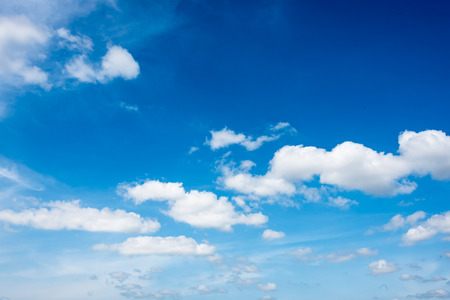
left=0, top=16, right=50, bottom=89
left=383, top=211, right=427, bottom=231
left=93, top=235, right=215, bottom=256
left=292, top=247, right=378, bottom=263
left=56, top=28, right=93, bottom=51
left=369, top=259, right=398, bottom=275
left=0, top=200, right=160, bottom=233
left=206, top=127, right=278, bottom=151
left=258, top=283, right=276, bottom=292
left=196, top=285, right=227, bottom=295
left=66, top=45, right=139, bottom=83
left=410, top=289, right=450, bottom=299
left=206, top=123, right=296, bottom=151
left=221, top=130, right=450, bottom=198
left=356, top=248, right=379, bottom=257
left=402, top=211, right=450, bottom=245
left=119, top=180, right=267, bottom=231
left=262, top=229, right=285, bottom=241
left=327, top=196, right=358, bottom=210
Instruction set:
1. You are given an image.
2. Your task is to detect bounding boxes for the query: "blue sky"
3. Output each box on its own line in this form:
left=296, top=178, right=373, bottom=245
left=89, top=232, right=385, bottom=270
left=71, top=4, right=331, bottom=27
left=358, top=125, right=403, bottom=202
left=0, top=0, right=450, bottom=299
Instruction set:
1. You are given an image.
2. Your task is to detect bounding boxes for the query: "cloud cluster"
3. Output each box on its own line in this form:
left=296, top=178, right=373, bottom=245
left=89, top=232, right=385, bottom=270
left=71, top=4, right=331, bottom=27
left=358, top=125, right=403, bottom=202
left=291, top=247, right=378, bottom=263
left=402, top=211, right=450, bottom=245
left=262, top=229, right=285, bottom=241
left=221, top=130, right=450, bottom=197
left=206, top=122, right=296, bottom=151
left=410, top=289, right=450, bottom=299
left=0, top=16, right=50, bottom=89
left=66, top=45, right=140, bottom=83
left=119, top=180, right=267, bottom=231
left=94, top=235, right=215, bottom=256
left=369, top=259, right=398, bottom=275
left=0, top=200, right=160, bottom=233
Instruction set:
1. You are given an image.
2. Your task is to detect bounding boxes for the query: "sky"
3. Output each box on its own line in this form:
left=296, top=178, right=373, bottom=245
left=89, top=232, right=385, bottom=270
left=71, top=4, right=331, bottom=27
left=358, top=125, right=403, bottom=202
left=0, top=0, right=450, bottom=299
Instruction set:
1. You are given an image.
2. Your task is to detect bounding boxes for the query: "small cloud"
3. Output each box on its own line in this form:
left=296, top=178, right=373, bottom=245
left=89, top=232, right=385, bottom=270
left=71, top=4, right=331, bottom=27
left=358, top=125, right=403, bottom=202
left=356, top=248, right=379, bottom=257
left=188, top=146, right=199, bottom=154
left=369, top=260, right=398, bottom=275
left=327, top=196, right=358, bottom=210
left=109, top=271, right=131, bottom=283
left=115, top=284, right=142, bottom=291
left=258, top=283, right=276, bottom=292
left=326, top=253, right=356, bottom=263
left=409, top=289, right=450, bottom=299
left=56, top=28, right=93, bottom=52
left=206, top=127, right=279, bottom=151
left=66, top=45, right=140, bottom=84
left=119, top=102, right=139, bottom=112
left=262, top=229, right=285, bottom=241
left=291, top=248, right=313, bottom=261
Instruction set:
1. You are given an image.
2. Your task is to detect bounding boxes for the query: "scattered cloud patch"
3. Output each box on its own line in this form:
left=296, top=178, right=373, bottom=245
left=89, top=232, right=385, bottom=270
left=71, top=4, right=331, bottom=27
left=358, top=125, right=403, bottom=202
left=188, top=146, right=199, bottom=154
left=409, top=289, right=450, bottom=299
left=369, top=260, right=398, bottom=275
left=356, top=248, right=379, bottom=257
left=221, top=130, right=450, bottom=197
left=196, top=285, right=227, bottom=295
left=119, top=180, right=268, bottom=231
left=119, top=102, right=139, bottom=112
left=258, top=283, right=276, bottom=292
left=402, top=211, right=450, bottom=245
left=262, top=229, right=285, bottom=241
left=327, top=196, right=358, bottom=210
left=56, top=28, right=93, bottom=51
left=383, top=211, right=426, bottom=231
left=109, top=271, right=131, bottom=283
left=93, top=235, right=215, bottom=256
left=0, top=15, right=50, bottom=89
left=0, top=200, right=160, bottom=233
left=206, top=122, right=296, bottom=151
left=66, top=45, right=139, bottom=83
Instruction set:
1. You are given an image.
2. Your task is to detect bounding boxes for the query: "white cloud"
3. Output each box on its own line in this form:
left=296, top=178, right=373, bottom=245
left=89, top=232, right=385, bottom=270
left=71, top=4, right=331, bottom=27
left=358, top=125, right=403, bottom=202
left=56, top=28, right=93, bottom=51
left=94, top=235, right=215, bottom=256
left=188, top=146, right=199, bottom=154
left=0, top=200, right=160, bottom=233
left=262, top=229, right=285, bottom=241
left=402, top=211, right=450, bottom=245
left=0, top=16, right=50, bottom=89
left=291, top=248, right=313, bottom=261
left=369, top=259, right=398, bottom=275
left=119, top=180, right=268, bottom=231
left=196, top=285, right=227, bottom=295
left=66, top=45, right=139, bottom=83
left=400, top=274, right=422, bottom=281
left=270, top=122, right=296, bottom=133
left=119, top=102, right=139, bottom=112
left=258, top=283, right=276, bottom=292
left=327, top=196, right=358, bottom=210
left=109, top=271, right=131, bottom=283
left=221, top=130, right=450, bottom=198
left=410, top=289, right=450, bottom=299
left=383, top=211, right=426, bottom=231
left=326, top=253, right=356, bottom=263
left=206, top=127, right=279, bottom=151
left=356, top=248, right=378, bottom=257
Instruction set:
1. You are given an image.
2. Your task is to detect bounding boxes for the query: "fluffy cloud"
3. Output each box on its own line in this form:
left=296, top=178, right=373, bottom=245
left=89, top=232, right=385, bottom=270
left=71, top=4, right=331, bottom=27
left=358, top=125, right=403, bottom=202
left=56, top=28, right=93, bottom=51
left=383, top=211, right=426, bottom=231
left=410, top=289, right=450, bottom=299
left=402, top=211, right=450, bottom=245
left=0, top=200, right=160, bottom=233
left=66, top=45, right=140, bottom=83
left=206, top=128, right=278, bottom=151
left=258, top=283, right=276, bottom=292
left=0, top=16, right=50, bottom=89
left=94, top=235, right=215, bottom=256
left=206, top=122, right=296, bottom=151
left=196, top=285, right=227, bottom=295
left=221, top=130, right=450, bottom=197
left=356, top=248, right=379, bottom=257
left=262, top=229, right=285, bottom=241
left=369, top=259, right=398, bottom=275
left=327, top=196, right=358, bottom=210
left=119, top=180, right=267, bottom=231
